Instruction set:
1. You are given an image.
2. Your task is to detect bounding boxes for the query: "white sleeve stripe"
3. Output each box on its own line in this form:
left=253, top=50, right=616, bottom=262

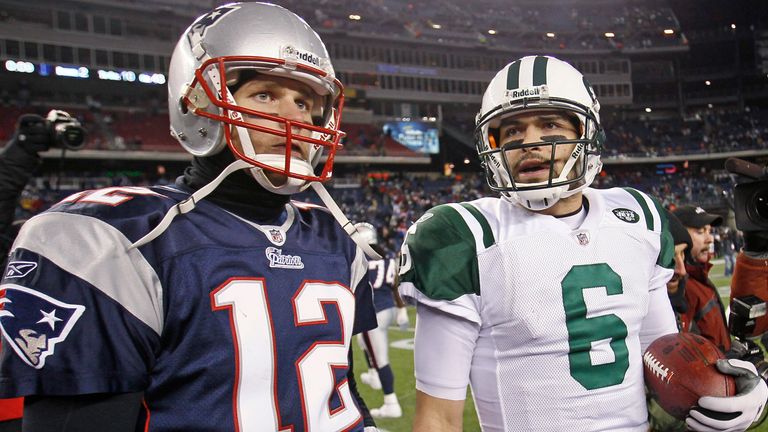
left=14, top=212, right=164, bottom=335
left=446, top=203, right=487, bottom=254
left=350, top=246, right=367, bottom=293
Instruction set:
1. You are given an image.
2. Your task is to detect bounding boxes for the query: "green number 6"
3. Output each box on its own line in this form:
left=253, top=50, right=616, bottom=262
left=562, top=263, right=629, bottom=390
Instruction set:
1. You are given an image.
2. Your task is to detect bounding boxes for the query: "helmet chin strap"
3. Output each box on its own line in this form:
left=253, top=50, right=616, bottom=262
left=310, top=182, right=382, bottom=260
left=129, top=159, right=252, bottom=249
left=248, top=154, right=313, bottom=195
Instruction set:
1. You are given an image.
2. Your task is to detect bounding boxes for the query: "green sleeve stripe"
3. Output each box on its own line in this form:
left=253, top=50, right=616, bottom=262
left=458, top=203, right=495, bottom=249
left=623, top=187, right=654, bottom=231
left=445, top=204, right=488, bottom=254
left=650, top=197, right=674, bottom=269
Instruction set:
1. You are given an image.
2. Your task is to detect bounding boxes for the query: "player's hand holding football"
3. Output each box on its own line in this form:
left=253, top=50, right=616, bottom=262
left=396, top=307, right=409, bottom=331
left=687, top=359, right=768, bottom=431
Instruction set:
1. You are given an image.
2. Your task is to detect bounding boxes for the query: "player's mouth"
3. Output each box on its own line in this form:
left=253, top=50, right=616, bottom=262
left=515, top=159, right=554, bottom=181
left=274, top=144, right=306, bottom=160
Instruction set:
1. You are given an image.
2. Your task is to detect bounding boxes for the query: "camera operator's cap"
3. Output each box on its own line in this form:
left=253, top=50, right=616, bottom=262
left=672, top=205, right=724, bottom=228
left=666, top=210, right=693, bottom=251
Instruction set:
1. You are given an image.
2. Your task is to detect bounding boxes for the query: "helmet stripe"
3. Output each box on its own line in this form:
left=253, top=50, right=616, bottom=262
left=505, top=60, right=521, bottom=90
left=532, top=56, right=548, bottom=86
left=582, top=76, right=597, bottom=103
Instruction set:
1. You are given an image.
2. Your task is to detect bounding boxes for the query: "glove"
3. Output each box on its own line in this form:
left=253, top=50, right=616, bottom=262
left=13, top=114, right=52, bottom=154
left=396, top=307, right=409, bottom=331
left=686, top=359, right=768, bottom=432
left=363, top=427, right=379, bottom=432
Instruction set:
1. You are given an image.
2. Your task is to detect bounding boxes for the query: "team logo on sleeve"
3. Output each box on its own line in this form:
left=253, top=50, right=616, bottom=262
left=5, top=261, right=38, bottom=279
left=612, top=208, right=640, bottom=223
left=0, top=285, right=85, bottom=369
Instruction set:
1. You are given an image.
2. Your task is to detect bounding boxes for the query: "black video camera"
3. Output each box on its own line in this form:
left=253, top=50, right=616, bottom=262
left=728, top=295, right=768, bottom=382
left=45, top=110, right=86, bottom=150
left=727, top=158, right=768, bottom=232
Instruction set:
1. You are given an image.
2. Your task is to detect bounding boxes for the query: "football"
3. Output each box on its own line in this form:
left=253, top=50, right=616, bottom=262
left=643, top=333, right=736, bottom=420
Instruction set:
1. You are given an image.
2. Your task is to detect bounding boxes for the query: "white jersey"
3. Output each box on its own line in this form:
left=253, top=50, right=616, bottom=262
left=399, top=187, right=677, bottom=432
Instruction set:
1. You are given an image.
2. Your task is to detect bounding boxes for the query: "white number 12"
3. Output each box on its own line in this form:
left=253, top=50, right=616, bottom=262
left=212, top=278, right=360, bottom=431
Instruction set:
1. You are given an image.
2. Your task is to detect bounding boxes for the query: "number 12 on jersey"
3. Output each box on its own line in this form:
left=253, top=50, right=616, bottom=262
left=212, top=278, right=361, bottom=431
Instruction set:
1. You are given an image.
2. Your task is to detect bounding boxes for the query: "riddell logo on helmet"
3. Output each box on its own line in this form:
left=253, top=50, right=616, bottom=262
left=507, top=86, right=544, bottom=99
left=296, top=50, right=320, bottom=66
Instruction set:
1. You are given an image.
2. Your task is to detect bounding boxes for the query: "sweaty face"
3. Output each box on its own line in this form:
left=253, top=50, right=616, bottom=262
left=498, top=110, right=580, bottom=185
left=687, top=225, right=714, bottom=264
left=230, top=74, right=319, bottom=185
left=667, top=243, right=688, bottom=295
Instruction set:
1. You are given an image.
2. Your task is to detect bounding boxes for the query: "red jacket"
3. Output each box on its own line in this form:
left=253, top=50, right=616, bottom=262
left=730, top=252, right=768, bottom=337
left=680, top=261, right=732, bottom=353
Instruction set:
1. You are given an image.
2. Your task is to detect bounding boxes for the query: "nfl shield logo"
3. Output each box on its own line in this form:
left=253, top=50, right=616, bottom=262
left=576, top=232, right=590, bottom=246
left=268, top=229, right=285, bottom=246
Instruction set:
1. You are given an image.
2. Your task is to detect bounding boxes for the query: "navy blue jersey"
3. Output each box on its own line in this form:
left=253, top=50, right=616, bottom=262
left=368, top=254, right=396, bottom=313
left=0, top=185, right=377, bottom=432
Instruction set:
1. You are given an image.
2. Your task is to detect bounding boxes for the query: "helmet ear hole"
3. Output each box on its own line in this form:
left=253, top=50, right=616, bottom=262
left=179, top=97, right=190, bottom=115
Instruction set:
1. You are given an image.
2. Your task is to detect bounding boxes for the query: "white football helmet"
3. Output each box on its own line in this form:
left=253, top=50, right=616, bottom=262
left=168, top=2, right=344, bottom=195
left=474, top=55, right=604, bottom=210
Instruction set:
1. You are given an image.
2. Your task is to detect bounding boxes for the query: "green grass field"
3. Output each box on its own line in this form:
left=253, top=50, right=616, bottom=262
left=355, top=260, right=768, bottom=432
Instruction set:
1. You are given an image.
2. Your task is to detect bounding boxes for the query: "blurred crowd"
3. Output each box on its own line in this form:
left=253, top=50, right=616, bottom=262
left=270, top=0, right=684, bottom=50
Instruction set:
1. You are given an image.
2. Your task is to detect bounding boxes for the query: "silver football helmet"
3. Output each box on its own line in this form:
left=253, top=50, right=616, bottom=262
left=353, top=222, right=378, bottom=245
left=168, top=2, right=344, bottom=195
left=474, top=55, right=604, bottom=211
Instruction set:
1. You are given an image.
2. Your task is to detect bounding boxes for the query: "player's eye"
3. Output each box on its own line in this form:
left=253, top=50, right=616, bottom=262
left=252, top=92, right=272, bottom=103
left=502, top=126, right=520, bottom=137
left=296, top=98, right=311, bottom=111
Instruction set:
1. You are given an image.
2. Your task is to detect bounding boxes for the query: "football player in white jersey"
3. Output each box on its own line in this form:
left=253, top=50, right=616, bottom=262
left=398, top=55, right=767, bottom=432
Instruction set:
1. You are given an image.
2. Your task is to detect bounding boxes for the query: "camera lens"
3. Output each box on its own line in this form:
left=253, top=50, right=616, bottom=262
left=754, top=188, right=768, bottom=221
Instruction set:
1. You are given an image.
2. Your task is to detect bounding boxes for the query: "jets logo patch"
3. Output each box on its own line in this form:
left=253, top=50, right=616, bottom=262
left=0, top=285, right=85, bottom=369
left=612, top=208, right=640, bottom=224
left=5, top=261, right=37, bottom=279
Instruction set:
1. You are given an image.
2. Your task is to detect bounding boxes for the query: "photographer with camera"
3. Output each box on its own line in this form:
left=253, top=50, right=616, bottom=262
left=728, top=158, right=768, bottom=375
left=0, top=110, right=84, bottom=432
left=672, top=205, right=731, bottom=352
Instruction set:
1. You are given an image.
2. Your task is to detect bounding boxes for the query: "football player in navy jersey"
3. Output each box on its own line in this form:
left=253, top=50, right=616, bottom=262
left=353, top=223, right=409, bottom=418
left=0, top=3, right=380, bottom=432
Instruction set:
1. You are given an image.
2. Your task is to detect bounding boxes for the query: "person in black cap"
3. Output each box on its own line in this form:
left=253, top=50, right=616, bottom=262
left=665, top=210, right=692, bottom=328
left=671, top=205, right=730, bottom=353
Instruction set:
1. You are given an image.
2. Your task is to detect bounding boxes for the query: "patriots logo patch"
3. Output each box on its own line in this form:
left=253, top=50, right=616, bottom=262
left=0, top=284, right=85, bottom=369
left=5, top=261, right=37, bottom=279
left=186, top=4, right=240, bottom=49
